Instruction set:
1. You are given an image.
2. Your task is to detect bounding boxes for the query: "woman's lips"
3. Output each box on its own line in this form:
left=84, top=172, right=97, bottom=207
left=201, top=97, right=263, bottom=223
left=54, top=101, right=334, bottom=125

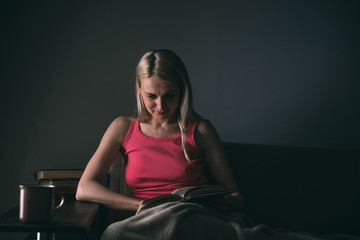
left=156, top=111, right=166, bottom=116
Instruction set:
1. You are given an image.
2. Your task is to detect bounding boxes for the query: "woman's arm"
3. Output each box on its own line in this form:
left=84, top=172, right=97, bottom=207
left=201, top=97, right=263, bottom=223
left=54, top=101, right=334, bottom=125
left=76, top=116, right=142, bottom=211
left=195, top=119, right=245, bottom=211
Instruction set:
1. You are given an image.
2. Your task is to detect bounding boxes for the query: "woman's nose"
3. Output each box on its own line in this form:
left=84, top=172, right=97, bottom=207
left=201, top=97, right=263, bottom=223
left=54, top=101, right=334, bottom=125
left=156, top=98, right=165, bottom=109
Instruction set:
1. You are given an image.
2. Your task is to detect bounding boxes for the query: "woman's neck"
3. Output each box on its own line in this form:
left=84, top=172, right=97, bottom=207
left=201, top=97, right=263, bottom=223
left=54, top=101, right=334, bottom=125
left=139, top=120, right=180, bottom=138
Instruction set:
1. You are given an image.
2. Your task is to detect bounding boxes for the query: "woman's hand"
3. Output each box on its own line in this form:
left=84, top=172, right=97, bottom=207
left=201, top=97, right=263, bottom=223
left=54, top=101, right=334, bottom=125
left=206, top=192, right=245, bottom=214
left=222, top=192, right=245, bottom=212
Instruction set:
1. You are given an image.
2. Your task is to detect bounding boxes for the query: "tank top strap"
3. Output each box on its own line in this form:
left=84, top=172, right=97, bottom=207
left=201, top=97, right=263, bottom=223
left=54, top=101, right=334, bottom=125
left=186, top=119, right=197, bottom=134
left=186, top=119, right=198, bottom=147
left=122, top=118, right=137, bottom=146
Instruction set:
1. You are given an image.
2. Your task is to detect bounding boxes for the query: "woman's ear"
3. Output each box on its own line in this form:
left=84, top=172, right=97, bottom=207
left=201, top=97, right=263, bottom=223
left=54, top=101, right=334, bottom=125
left=136, top=79, right=141, bottom=91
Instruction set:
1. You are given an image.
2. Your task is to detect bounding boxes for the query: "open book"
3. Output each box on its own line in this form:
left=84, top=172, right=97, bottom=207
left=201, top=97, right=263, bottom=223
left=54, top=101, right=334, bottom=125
left=136, top=185, right=230, bottom=214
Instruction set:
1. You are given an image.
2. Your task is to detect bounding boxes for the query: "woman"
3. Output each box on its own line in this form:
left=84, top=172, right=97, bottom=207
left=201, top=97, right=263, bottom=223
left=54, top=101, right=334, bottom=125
left=76, top=49, right=244, bottom=234
left=77, top=49, right=360, bottom=240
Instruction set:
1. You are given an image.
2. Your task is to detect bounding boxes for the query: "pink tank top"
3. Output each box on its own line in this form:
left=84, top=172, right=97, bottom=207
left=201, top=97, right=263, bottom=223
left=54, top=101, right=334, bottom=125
left=121, top=119, right=209, bottom=199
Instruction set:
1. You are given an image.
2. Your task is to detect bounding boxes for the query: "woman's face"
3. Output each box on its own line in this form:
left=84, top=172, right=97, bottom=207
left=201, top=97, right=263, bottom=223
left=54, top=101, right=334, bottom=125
left=137, top=77, right=181, bottom=123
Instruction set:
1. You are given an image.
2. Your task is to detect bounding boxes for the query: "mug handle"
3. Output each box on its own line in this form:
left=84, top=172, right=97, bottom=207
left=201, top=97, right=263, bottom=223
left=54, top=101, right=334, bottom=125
left=54, top=192, right=65, bottom=210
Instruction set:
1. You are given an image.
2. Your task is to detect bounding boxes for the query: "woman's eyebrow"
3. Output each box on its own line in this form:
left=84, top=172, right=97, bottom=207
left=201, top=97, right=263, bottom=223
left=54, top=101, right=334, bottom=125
left=145, top=90, right=176, bottom=95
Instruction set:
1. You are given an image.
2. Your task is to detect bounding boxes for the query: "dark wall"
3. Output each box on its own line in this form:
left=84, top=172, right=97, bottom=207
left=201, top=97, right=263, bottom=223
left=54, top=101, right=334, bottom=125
left=1, top=1, right=359, bottom=214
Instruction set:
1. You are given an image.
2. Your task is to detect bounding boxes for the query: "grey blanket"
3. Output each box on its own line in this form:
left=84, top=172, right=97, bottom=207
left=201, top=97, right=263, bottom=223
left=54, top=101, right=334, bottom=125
left=101, top=202, right=360, bottom=240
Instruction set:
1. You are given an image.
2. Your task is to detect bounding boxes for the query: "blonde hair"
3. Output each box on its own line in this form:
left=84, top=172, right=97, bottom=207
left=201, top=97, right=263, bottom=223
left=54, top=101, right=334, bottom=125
left=135, top=49, right=197, bottom=163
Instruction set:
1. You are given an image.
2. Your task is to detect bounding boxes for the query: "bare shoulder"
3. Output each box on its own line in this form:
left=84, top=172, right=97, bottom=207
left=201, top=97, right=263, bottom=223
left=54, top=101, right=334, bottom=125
left=106, top=116, right=133, bottom=142
left=195, top=119, right=221, bottom=151
left=196, top=119, right=218, bottom=137
left=111, top=116, right=133, bottom=128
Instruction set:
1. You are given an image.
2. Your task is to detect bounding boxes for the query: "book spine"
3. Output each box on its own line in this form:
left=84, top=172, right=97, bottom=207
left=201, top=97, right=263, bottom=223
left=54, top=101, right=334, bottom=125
left=39, top=179, right=79, bottom=194
left=35, top=169, right=84, bottom=180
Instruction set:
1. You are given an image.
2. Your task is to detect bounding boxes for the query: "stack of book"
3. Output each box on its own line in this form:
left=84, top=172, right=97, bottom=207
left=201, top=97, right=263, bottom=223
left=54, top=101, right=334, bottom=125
left=35, top=169, right=84, bottom=196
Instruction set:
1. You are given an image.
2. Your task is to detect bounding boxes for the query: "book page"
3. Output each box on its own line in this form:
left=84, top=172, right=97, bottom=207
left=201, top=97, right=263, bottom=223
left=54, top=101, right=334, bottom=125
left=172, top=185, right=229, bottom=200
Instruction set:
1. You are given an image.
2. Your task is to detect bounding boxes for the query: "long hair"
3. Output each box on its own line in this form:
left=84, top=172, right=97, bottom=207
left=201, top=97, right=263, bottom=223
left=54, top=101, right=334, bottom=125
left=135, top=49, right=197, bottom=163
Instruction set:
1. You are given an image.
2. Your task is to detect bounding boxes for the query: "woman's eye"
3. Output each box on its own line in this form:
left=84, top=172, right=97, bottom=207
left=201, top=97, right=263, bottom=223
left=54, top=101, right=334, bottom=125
left=148, top=95, right=156, bottom=99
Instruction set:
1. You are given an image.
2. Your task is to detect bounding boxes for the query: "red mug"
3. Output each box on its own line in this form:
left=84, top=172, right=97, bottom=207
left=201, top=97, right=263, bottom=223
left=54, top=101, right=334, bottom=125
left=19, top=184, right=64, bottom=223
